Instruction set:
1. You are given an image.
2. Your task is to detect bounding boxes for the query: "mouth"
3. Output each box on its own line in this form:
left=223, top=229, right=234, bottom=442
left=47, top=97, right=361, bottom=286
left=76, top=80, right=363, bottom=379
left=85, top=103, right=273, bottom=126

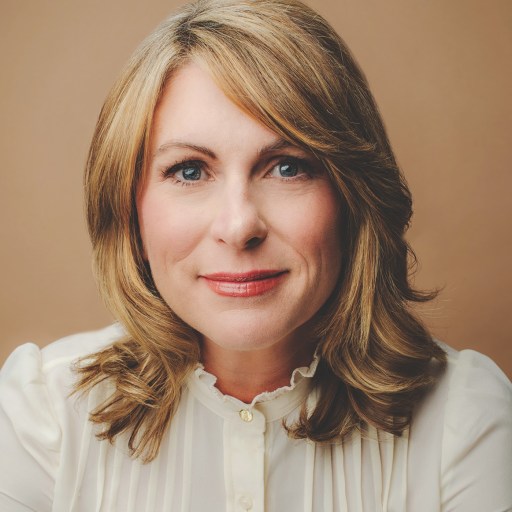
left=200, top=270, right=288, bottom=297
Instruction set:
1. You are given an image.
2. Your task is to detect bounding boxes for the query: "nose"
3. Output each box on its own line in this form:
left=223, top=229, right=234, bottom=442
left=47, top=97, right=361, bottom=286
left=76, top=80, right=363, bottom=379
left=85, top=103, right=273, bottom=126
left=210, top=183, right=268, bottom=250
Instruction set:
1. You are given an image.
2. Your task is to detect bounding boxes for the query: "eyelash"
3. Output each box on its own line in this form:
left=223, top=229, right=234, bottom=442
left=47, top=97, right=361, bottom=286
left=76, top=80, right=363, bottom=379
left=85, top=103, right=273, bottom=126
left=162, top=156, right=314, bottom=186
left=162, top=160, right=207, bottom=186
left=268, top=157, right=313, bottom=180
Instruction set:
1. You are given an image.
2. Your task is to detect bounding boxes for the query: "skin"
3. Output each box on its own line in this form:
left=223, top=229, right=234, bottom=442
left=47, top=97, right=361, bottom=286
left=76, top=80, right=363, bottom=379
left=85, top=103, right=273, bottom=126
left=137, top=61, right=342, bottom=402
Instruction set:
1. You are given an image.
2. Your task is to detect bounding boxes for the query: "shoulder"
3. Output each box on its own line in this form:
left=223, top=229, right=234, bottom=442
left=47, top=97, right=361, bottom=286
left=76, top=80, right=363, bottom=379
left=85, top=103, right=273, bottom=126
left=412, top=342, right=511, bottom=449
left=0, top=323, right=125, bottom=426
left=1, top=323, right=124, bottom=398
left=419, top=342, right=512, bottom=437
left=41, top=322, right=125, bottom=367
left=3, top=323, right=124, bottom=372
left=442, top=342, right=511, bottom=392
left=438, top=343, right=512, bottom=419
left=2, top=322, right=123, bottom=382
left=0, top=324, right=125, bottom=509
left=415, top=343, right=511, bottom=421
left=439, top=342, right=512, bottom=442
left=1, top=323, right=125, bottom=427
left=426, top=343, right=512, bottom=510
left=417, top=342, right=511, bottom=410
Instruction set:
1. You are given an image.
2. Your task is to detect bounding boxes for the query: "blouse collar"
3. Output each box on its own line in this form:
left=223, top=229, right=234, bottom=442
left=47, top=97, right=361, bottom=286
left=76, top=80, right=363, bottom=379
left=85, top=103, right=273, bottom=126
left=186, top=352, right=320, bottom=422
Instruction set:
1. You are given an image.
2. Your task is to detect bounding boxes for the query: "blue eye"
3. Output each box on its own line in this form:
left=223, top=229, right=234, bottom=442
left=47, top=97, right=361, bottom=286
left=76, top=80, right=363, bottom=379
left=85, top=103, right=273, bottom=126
left=164, top=160, right=207, bottom=184
left=181, top=165, right=202, bottom=180
left=277, top=161, right=299, bottom=177
left=268, top=158, right=310, bottom=179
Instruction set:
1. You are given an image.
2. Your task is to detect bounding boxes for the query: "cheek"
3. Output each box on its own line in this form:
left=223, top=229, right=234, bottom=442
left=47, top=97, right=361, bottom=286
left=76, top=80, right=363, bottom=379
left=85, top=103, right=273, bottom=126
left=272, top=185, right=342, bottom=262
left=137, top=191, right=205, bottom=266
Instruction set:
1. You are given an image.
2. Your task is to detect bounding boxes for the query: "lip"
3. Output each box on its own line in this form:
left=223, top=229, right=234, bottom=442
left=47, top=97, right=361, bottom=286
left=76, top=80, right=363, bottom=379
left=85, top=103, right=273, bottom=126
left=200, top=270, right=287, bottom=297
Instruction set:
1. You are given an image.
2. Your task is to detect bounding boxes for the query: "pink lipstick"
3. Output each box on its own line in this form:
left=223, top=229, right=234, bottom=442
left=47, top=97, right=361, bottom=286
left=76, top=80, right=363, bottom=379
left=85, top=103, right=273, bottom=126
left=201, top=270, right=287, bottom=297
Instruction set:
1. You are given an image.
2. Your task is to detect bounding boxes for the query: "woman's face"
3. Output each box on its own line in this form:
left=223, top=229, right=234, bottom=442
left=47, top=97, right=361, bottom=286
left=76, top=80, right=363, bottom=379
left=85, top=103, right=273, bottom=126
left=138, top=62, right=342, bottom=354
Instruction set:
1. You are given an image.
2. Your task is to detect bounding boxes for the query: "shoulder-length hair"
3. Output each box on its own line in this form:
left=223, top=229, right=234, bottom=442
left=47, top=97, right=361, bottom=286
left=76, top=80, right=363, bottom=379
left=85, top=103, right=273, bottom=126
left=77, top=0, right=446, bottom=462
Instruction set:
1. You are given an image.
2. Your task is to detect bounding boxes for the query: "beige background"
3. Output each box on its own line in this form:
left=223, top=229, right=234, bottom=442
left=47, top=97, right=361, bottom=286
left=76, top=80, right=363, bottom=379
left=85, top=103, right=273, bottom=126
left=1, top=0, right=510, bottom=377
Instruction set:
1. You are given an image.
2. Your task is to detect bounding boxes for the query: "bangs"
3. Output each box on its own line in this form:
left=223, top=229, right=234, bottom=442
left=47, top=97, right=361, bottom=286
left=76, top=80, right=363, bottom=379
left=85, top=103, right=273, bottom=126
left=178, top=5, right=345, bottom=155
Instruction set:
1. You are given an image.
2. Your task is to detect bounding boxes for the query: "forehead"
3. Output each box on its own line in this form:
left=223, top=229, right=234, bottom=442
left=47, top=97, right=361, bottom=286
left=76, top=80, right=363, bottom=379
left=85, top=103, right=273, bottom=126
left=150, top=61, right=281, bottom=155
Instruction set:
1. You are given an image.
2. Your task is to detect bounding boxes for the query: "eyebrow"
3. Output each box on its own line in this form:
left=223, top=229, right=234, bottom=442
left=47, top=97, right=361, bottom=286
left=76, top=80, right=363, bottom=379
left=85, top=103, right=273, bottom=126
left=152, top=138, right=298, bottom=159
left=257, top=138, right=295, bottom=157
left=153, top=141, right=216, bottom=159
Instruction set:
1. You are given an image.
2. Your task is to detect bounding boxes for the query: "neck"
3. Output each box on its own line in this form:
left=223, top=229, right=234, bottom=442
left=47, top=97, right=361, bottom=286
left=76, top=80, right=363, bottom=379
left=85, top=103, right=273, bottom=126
left=201, top=335, right=316, bottom=404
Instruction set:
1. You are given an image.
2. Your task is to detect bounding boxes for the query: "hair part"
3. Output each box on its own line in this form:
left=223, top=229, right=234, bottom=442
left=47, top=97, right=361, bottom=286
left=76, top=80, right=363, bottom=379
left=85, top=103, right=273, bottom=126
left=77, top=0, right=445, bottom=462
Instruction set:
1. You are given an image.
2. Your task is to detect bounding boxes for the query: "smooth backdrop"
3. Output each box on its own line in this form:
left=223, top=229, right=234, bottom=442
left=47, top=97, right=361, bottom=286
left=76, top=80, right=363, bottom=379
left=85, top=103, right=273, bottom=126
left=1, top=0, right=511, bottom=376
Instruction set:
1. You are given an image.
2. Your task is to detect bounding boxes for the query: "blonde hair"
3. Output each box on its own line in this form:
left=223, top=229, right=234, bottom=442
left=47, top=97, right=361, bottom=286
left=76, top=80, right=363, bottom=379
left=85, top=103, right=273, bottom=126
left=78, top=0, right=446, bottom=461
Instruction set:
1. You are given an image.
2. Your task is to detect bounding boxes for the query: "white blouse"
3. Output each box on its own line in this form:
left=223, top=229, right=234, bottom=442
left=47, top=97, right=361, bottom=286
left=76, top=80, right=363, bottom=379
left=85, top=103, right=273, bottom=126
left=0, top=324, right=511, bottom=512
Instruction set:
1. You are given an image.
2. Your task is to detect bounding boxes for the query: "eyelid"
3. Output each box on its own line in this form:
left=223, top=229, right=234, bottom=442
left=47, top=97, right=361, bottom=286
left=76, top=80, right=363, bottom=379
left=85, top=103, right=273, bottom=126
left=159, top=153, right=318, bottom=182
left=159, top=159, right=212, bottom=188
left=161, top=159, right=210, bottom=179
left=266, top=155, right=315, bottom=177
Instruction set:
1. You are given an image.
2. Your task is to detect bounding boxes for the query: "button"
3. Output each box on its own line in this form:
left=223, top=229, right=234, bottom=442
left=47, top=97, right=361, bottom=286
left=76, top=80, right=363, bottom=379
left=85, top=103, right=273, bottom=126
left=238, top=494, right=253, bottom=510
left=239, top=409, right=253, bottom=422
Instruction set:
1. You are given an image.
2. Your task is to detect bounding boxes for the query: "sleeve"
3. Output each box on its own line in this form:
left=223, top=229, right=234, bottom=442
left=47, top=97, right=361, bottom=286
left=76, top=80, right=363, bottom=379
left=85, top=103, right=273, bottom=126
left=0, top=343, right=61, bottom=512
left=440, top=349, right=512, bottom=512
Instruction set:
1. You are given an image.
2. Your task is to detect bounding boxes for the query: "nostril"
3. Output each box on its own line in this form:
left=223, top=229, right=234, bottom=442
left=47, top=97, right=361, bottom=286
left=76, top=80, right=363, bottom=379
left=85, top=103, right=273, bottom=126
left=245, top=236, right=264, bottom=249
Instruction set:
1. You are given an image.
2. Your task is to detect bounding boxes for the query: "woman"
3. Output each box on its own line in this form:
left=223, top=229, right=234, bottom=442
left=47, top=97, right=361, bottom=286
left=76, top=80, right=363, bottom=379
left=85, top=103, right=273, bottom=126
left=0, top=0, right=510, bottom=510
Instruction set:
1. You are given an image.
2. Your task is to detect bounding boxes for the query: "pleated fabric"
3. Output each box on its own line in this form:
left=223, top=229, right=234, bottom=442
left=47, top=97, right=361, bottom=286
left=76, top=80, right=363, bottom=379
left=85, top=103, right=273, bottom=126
left=1, top=324, right=511, bottom=512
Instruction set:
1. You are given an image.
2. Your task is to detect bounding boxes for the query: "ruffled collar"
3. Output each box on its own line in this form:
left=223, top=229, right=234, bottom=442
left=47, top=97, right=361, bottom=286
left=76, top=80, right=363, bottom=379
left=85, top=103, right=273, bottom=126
left=186, top=352, right=320, bottom=422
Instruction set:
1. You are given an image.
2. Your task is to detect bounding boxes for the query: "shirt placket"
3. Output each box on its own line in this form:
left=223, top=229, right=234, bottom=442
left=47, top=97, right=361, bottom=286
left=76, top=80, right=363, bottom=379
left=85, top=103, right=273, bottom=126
left=223, top=407, right=266, bottom=512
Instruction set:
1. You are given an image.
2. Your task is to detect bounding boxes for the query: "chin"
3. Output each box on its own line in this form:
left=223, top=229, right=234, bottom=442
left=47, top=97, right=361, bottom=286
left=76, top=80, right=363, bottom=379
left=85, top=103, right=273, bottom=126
left=204, top=338, right=272, bottom=353
left=205, top=330, right=278, bottom=352
left=198, top=314, right=299, bottom=353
